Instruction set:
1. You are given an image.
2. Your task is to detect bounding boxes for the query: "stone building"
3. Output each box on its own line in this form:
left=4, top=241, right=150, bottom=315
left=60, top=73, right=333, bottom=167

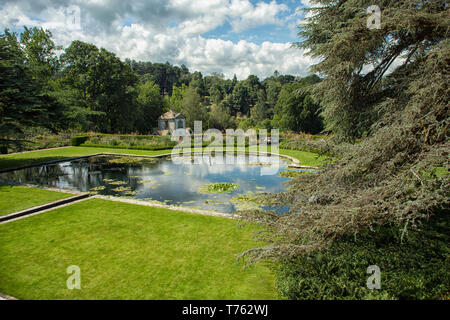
left=157, top=110, right=186, bottom=135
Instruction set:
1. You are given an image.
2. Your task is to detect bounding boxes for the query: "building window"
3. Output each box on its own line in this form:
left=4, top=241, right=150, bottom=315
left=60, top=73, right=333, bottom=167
left=178, top=120, right=184, bottom=129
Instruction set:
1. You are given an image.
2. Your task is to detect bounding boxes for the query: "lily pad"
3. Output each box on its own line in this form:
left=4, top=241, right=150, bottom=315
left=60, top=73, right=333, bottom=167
left=90, top=186, right=106, bottom=191
left=198, top=182, right=240, bottom=194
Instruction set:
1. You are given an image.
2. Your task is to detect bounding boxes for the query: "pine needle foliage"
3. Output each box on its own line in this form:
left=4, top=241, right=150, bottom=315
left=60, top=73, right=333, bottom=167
left=238, top=0, right=449, bottom=270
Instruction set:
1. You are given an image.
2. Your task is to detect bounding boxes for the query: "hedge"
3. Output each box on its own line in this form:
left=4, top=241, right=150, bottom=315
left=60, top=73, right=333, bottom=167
left=70, top=136, right=90, bottom=146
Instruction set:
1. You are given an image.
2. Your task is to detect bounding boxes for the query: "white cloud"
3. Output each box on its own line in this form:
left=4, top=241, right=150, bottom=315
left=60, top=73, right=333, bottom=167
left=228, top=0, right=289, bottom=32
left=0, top=0, right=316, bottom=80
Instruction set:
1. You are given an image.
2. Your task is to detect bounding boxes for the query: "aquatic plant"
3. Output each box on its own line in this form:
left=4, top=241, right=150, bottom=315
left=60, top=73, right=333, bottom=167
left=111, top=186, right=131, bottom=193
left=108, top=156, right=159, bottom=166
left=108, top=180, right=127, bottom=185
left=278, top=170, right=314, bottom=178
left=89, top=186, right=106, bottom=191
left=198, top=183, right=240, bottom=194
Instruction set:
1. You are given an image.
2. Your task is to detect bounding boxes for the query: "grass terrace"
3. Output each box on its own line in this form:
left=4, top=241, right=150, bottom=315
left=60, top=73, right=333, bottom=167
left=0, top=185, right=73, bottom=216
left=0, top=197, right=277, bottom=300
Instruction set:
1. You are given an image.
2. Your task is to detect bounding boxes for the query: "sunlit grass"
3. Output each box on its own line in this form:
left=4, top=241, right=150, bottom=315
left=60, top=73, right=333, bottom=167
left=0, top=185, right=72, bottom=216
left=0, top=198, right=277, bottom=300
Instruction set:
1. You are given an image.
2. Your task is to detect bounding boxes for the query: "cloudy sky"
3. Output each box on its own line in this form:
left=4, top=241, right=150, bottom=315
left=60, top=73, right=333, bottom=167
left=0, top=0, right=318, bottom=80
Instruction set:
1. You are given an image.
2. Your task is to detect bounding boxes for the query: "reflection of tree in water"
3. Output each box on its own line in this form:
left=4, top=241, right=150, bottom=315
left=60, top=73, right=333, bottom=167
left=0, top=164, right=66, bottom=187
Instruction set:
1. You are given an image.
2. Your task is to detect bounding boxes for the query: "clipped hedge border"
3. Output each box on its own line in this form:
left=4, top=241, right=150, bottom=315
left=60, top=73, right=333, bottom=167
left=70, top=136, right=90, bottom=146
left=79, top=143, right=175, bottom=151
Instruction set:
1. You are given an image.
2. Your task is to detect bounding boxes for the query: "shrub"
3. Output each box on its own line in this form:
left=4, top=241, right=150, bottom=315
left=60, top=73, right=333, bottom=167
left=70, top=136, right=90, bottom=146
left=108, top=138, right=121, bottom=147
left=81, top=133, right=177, bottom=150
left=275, top=214, right=450, bottom=300
left=0, top=146, right=7, bottom=154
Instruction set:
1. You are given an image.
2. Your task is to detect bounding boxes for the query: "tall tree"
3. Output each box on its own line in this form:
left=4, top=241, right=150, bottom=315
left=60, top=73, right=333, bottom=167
left=0, top=30, right=65, bottom=151
left=231, top=82, right=251, bottom=116
left=273, top=81, right=323, bottom=134
left=168, top=84, right=188, bottom=112
left=297, top=0, right=449, bottom=140
left=240, top=0, right=450, bottom=287
left=60, top=41, right=138, bottom=133
left=181, top=86, right=208, bottom=128
left=135, top=81, right=165, bottom=133
left=19, top=27, right=60, bottom=83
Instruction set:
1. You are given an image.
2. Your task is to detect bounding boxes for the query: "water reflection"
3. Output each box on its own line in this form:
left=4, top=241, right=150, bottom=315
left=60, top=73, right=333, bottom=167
left=0, top=154, right=295, bottom=213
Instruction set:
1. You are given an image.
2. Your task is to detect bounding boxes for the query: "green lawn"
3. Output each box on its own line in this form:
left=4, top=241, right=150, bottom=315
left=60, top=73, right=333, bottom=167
left=0, top=185, right=72, bottom=216
left=0, top=146, right=326, bottom=171
left=0, top=198, right=277, bottom=300
left=270, top=147, right=327, bottom=167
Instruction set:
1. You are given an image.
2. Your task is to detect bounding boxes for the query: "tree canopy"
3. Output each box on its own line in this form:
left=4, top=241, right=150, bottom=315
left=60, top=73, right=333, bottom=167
left=240, top=0, right=449, bottom=265
left=0, top=29, right=66, bottom=149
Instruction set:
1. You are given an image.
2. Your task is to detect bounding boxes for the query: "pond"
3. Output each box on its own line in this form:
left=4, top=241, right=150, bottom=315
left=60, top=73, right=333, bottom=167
left=0, top=154, right=314, bottom=213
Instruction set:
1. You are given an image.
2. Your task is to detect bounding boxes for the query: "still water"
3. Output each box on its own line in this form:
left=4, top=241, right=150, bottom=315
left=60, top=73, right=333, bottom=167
left=0, top=154, right=304, bottom=213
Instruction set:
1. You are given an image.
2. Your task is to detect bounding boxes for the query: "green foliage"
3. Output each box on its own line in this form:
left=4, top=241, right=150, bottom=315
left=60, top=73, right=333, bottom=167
left=127, top=60, right=190, bottom=97
left=2, top=24, right=331, bottom=143
left=135, top=81, right=165, bottom=134
left=296, top=0, right=449, bottom=141
left=0, top=29, right=66, bottom=150
left=236, top=118, right=255, bottom=131
left=181, top=86, right=209, bottom=128
left=60, top=41, right=138, bottom=133
left=239, top=0, right=449, bottom=301
left=70, top=136, right=90, bottom=146
left=276, top=215, right=450, bottom=300
left=272, top=79, right=323, bottom=134
left=168, top=84, right=188, bottom=112
left=232, top=82, right=252, bottom=116
left=209, top=104, right=235, bottom=131
left=81, top=134, right=176, bottom=150
left=199, top=183, right=240, bottom=194
left=19, top=26, right=60, bottom=82
left=106, top=156, right=159, bottom=166
left=278, top=170, right=313, bottom=178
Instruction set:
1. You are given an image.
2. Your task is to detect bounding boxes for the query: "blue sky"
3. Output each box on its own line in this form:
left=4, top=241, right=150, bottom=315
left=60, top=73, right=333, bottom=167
left=202, top=0, right=301, bottom=44
left=0, top=0, right=315, bottom=80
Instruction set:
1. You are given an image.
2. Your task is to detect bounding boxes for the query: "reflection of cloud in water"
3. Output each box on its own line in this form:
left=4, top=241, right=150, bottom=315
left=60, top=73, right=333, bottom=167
left=170, top=154, right=287, bottom=176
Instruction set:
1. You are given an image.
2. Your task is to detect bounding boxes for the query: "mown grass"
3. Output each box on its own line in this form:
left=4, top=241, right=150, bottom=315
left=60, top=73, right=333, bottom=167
left=0, top=198, right=277, bottom=300
left=0, top=185, right=72, bottom=216
left=268, top=147, right=328, bottom=167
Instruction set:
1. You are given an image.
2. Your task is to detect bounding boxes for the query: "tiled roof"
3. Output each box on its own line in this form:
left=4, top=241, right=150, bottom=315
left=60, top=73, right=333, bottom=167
left=158, top=110, right=185, bottom=120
